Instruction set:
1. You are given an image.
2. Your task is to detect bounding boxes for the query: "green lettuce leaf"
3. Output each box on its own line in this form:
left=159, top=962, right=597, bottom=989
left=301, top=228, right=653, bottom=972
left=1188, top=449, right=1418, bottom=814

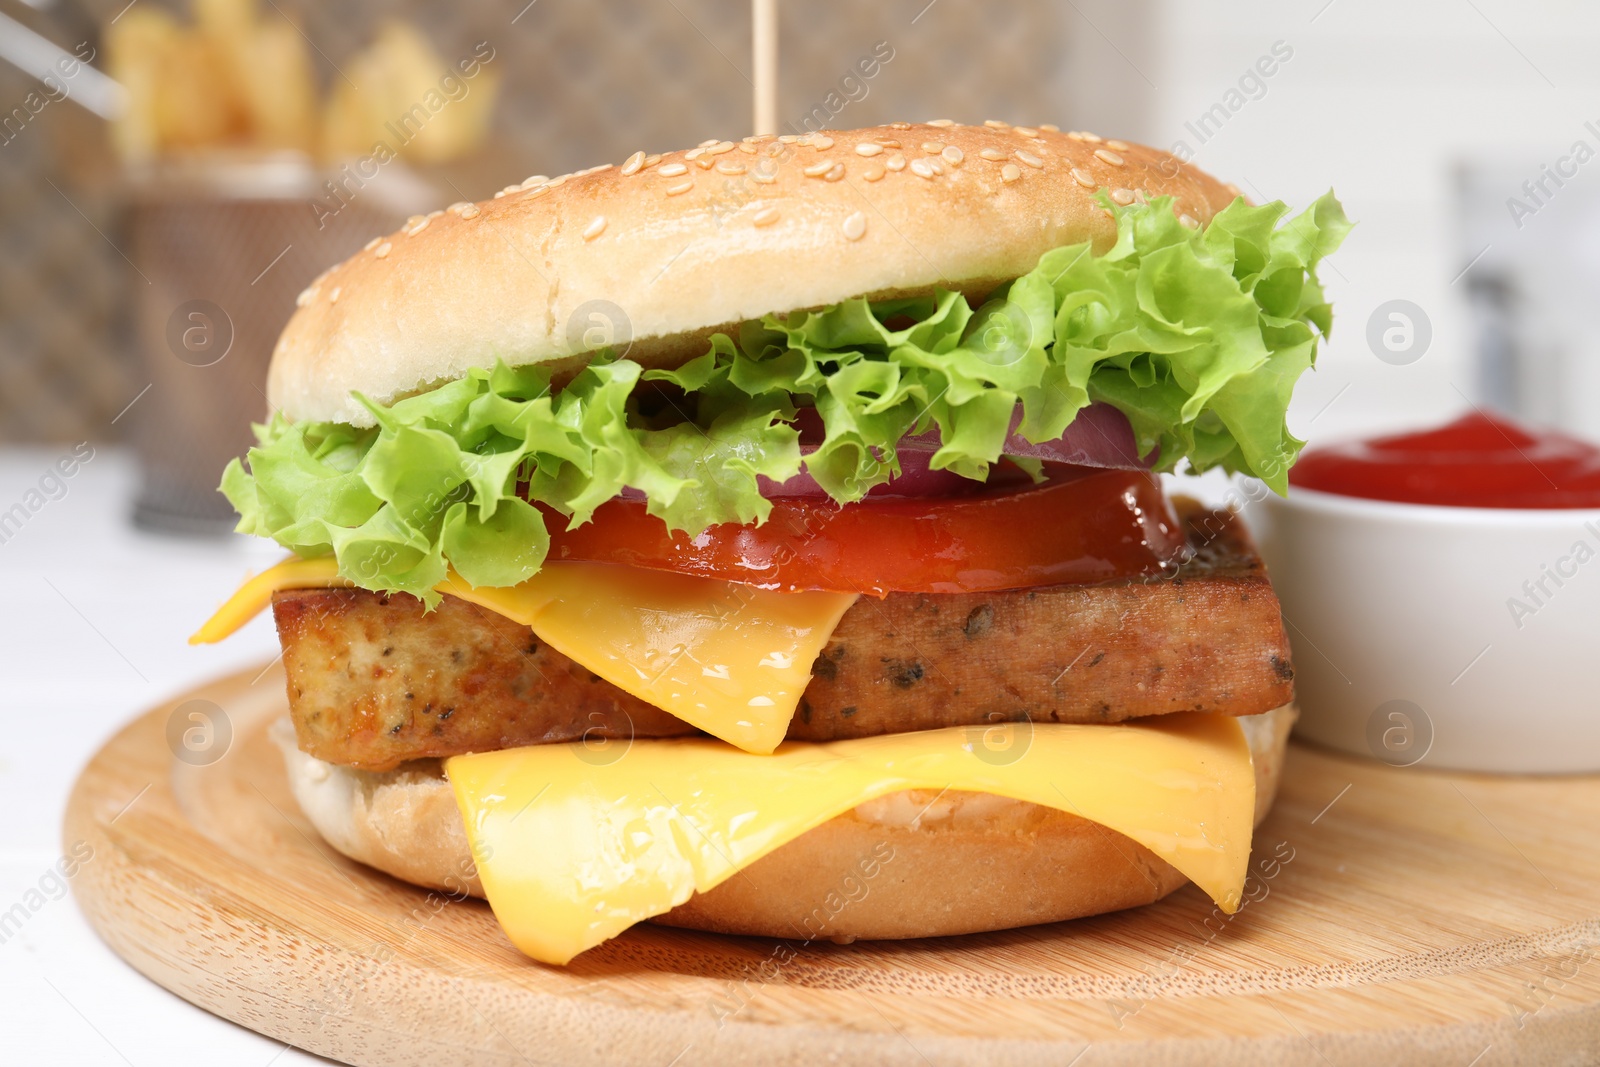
left=222, top=191, right=1349, bottom=603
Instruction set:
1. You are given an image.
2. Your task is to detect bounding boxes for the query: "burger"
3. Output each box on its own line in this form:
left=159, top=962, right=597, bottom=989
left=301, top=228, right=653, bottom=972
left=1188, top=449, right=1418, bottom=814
left=193, top=121, right=1347, bottom=965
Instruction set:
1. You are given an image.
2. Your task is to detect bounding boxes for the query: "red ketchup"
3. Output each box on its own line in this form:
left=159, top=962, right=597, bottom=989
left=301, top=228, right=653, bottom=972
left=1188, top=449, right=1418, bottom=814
left=1290, top=411, right=1600, bottom=509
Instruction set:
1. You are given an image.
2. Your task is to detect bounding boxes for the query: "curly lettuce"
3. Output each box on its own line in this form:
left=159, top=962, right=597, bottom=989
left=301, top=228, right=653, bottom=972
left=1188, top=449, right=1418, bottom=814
left=223, top=191, right=1349, bottom=603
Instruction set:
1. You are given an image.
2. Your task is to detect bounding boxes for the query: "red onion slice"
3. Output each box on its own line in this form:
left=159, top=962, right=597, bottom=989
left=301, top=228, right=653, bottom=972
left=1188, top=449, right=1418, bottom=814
left=898, top=401, right=1150, bottom=470
left=760, top=402, right=1151, bottom=498
left=620, top=402, right=1151, bottom=501
left=757, top=448, right=992, bottom=499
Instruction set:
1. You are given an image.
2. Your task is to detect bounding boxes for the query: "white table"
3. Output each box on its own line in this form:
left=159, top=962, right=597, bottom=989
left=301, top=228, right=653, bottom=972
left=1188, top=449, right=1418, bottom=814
left=0, top=447, right=331, bottom=1065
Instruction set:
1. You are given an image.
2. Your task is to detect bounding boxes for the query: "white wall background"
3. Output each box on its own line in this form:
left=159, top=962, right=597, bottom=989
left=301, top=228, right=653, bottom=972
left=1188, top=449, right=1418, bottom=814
left=1107, top=0, right=1600, bottom=445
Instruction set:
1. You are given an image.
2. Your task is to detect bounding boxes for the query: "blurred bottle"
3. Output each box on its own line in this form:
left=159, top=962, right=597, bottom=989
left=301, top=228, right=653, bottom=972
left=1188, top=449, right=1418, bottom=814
left=1457, top=158, right=1600, bottom=440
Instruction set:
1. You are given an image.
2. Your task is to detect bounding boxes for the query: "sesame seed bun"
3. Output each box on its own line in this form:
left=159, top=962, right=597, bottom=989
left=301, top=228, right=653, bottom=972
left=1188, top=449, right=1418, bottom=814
left=270, top=705, right=1294, bottom=945
left=268, top=122, right=1240, bottom=426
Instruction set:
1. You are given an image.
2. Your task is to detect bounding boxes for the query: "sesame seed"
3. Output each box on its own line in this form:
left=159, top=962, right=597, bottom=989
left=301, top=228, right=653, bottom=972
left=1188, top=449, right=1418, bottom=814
left=405, top=217, right=430, bottom=235
left=921, top=141, right=945, bottom=154
left=645, top=154, right=662, bottom=165
left=855, top=142, right=884, bottom=156
left=753, top=206, right=780, bottom=227
left=803, top=161, right=833, bottom=177
left=925, top=118, right=954, bottom=127
left=842, top=211, right=867, bottom=241
left=621, top=151, right=646, bottom=176
left=875, top=138, right=902, bottom=148
left=1094, top=148, right=1125, bottom=166
left=1070, top=167, right=1096, bottom=189
left=686, top=148, right=705, bottom=161
left=984, top=119, right=1010, bottom=128
left=1106, top=139, right=1130, bottom=151
left=823, top=162, right=846, bottom=181
left=811, top=135, right=835, bottom=150
left=1080, top=132, right=1103, bottom=143
left=778, top=134, right=799, bottom=143
left=427, top=209, right=444, bottom=219
left=374, top=242, right=392, bottom=258
left=1179, top=213, right=1199, bottom=229
left=522, top=185, right=549, bottom=200
left=519, top=175, right=548, bottom=189
left=363, top=236, right=382, bottom=251
left=941, top=145, right=964, bottom=166
left=665, top=181, right=694, bottom=196
left=979, top=147, right=1007, bottom=162
left=1038, top=123, right=1060, bottom=132
left=1014, top=150, right=1045, bottom=169
left=699, top=138, right=720, bottom=148
left=496, top=186, right=518, bottom=197
left=446, top=203, right=469, bottom=215
left=888, top=121, right=912, bottom=129
left=694, top=157, right=714, bottom=170
left=709, top=141, right=736, bottom=155
left=1013, top=126, right=1039, bottom=138
left=583, top=216, right=607, bottom=240
left=329, top=286, right=341, bottom=303
left=863, top=165, right=886, bottom=182
left=547, top=175, right=568, bottom=187
left=658, top=162, right=688, bottom=177
left=405, top=214, right=425, bottom=228
left=459, top=205, right=480, bottom=220
left=1001, top=164, right=1022, bottom=183
left=910, top=158, right=936, bottom=179
left=1065, top=131, right=1085, bottom=142
left=885, top=154, right=907, bottom=172
left=738, top=143, right=758, bottom=154
left=1110, top=188, right=1135, bottom=205
left=295, top=286, right=313, bottom=307
left=715, top=160, right=747, bottom=175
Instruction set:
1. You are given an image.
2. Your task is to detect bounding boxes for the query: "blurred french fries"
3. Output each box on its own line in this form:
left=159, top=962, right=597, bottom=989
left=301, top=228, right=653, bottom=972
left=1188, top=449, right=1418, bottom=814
left=105, top=0, right=498, bottom=165
left=321, top=22, right=500, bottom=165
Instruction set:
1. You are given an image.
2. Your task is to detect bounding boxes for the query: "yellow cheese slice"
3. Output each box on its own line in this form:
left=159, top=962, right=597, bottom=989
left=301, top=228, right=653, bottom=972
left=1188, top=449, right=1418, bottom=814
left=187, top=555, right=349, bottom=645
left=445, top=713, right=1256, bottom=965
left=435, top=567, right=855, bottom=753
left=190, top=556, right=856, bottom=752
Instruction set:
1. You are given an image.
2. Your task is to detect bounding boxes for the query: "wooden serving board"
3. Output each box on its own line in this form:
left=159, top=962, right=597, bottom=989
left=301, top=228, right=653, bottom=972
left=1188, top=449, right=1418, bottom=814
left=67, top=665, right=1600, bottom=1066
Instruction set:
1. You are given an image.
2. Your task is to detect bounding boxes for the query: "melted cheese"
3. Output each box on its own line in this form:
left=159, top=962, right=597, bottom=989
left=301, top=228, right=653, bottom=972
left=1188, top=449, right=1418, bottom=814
left=446, top=713, right=1256, bottom=965
left=435, top=567, right=854, bottom=753
left=187, top=556, right=349, bottom=644
left=190, top=556, right=855, bottom=752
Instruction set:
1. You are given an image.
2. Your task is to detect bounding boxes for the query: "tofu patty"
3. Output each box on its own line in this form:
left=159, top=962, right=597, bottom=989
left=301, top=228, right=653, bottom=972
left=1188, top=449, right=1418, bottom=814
left=274, top=502, right=1293, bottom=770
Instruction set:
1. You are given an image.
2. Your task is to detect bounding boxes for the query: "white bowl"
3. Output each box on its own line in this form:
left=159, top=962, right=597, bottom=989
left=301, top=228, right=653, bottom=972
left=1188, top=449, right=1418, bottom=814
left=1245, top=486, right=1600, bottom=773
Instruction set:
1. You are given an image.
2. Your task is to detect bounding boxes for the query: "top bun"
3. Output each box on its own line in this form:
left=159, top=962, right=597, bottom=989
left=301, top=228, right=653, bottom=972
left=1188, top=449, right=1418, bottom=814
left=269, top=121, right=1240, bottom=426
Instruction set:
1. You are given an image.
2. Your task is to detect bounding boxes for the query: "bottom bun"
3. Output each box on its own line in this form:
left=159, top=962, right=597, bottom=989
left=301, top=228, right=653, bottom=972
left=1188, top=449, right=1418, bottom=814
left=273, top=705, right=1296, bottom=941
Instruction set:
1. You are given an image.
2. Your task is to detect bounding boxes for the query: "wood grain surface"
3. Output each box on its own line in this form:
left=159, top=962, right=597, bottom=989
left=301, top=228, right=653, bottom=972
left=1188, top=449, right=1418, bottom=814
left=65, top=664, right=1600, bottom=1066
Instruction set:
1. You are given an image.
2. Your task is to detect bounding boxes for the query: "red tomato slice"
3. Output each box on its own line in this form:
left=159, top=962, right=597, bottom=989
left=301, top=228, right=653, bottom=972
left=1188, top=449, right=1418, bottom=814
left=543, top=468, right=1185, bottom=596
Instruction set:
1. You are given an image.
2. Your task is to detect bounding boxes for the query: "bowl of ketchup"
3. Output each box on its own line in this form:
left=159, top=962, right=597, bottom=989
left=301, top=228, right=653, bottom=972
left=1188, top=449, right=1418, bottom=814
left=1248, top=410, right=1600, bottom=773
